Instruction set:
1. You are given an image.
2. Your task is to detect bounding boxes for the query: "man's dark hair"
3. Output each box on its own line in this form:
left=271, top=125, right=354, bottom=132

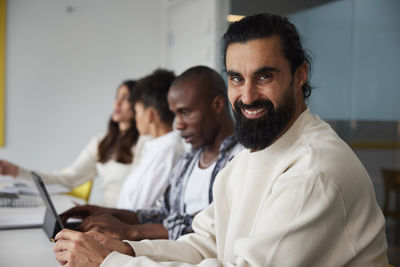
left=173, top=65, right=229, bottom=105
left=223, top=13, right=312, bottom=99
left=132, top=69, right=176, bottom=124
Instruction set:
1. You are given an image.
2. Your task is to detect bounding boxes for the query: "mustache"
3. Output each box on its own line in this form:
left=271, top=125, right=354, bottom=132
left=234, top=99, right=274, bottom=111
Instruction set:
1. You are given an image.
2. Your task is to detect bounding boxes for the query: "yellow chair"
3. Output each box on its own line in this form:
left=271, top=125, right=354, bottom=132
left=66, top=180, right=93, bottom=202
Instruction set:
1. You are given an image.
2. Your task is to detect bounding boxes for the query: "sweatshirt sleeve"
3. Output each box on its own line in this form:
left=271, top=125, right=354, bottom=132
left=16, top=135, right=100, bottom=189
left=101, top=170, right=388, bottom=267
left=101, top=204, right=220, bottom=267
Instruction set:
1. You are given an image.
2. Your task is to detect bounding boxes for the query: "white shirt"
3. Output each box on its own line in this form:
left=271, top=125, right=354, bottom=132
left=18, top=134, right=150, bottom=207
left=183, top=161, right=215, bottom=214
left=117, top=131, right=185, bottom=210
left=102, top=109, right=388, bottom=266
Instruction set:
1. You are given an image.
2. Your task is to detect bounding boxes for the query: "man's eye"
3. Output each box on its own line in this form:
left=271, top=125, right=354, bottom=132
left=259, top=73, right=272, bottom=80
left=230, top=76, right=243, bottom=83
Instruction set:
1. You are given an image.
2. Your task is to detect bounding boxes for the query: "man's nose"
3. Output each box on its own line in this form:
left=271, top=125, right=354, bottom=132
left=240, top=82, right=260, bottom=105
left=174, top=117, right=185, bottom=130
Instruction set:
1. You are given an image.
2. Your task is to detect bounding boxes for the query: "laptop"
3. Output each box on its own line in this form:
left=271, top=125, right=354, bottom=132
left=31, top=171, right=80, bottom=239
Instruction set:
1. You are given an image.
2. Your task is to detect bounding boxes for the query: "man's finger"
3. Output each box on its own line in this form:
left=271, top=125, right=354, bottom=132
left=108, top=231, right=120, bottom=240
left=55, top=228, right=84, bottom=242
left=54, top=249, right=69, bottom=266
left=79, top=217, right=98, bottom=232
left=79, top=214, right=110, bottom=231
left=90, top=226, right=115, bottom=239
left=91, top=226, right=105, bottom=234
left=53, top=238, right=69, bottom=253
left=59, top=209, right=81, bottom=222
left=86, top=230, right=106, bottom=242
left=78, top=217, right=91, bottom=231
left=60, top=206, right=89, bottom=217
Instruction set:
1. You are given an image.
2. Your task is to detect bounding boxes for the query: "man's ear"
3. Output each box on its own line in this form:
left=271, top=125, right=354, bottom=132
left=212, top=95, right=226, bottom=114
left=294, top=61, right=308, bottom=94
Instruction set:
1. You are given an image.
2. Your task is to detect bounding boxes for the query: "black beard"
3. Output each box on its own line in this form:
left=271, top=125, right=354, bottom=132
left=233, top=89, right=296, bottom=151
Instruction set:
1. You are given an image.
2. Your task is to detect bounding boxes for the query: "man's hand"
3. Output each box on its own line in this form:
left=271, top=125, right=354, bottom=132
left=0, top=160, right=19, bottom=177
left=53, top=229, right=111, bottom=267
left=60, top=205, right=139, bottom=225
left=59, top=204, right=112, bottom=224
left=78, top=214, right=138, bottom=240
left=86, top=230, right=135, bottom=256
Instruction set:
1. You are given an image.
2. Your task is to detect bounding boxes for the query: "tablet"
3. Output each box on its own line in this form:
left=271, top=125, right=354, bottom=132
left=31, top=171, right=80, bottom=239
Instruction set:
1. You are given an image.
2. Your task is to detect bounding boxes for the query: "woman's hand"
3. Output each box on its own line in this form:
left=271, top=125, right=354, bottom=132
left=0, top=160, right=19, bottom=177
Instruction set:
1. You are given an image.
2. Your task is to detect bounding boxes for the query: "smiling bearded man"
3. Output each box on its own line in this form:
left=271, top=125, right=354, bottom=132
left=53, top=14, right=388, bottom=267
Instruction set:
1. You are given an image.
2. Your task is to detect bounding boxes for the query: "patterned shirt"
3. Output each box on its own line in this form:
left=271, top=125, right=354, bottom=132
left=136, top=133, right=243, bottom=240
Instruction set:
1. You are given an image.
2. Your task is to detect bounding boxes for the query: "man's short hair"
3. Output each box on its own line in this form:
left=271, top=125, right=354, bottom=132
left=132, top=69, right=176, bottom=124
left=173, top=65, right=229, bottom=105
left=223, top=13, right=312, bottom=100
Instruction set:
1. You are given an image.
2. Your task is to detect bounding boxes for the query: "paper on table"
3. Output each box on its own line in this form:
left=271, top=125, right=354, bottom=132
left=0, top=175, right=14, bottom=183
left=0, top=176, right=19, bottom=196
left=17, top=183, right=69, bottom=195
left=0, top=205, right=44, bottom=230
left=1, top=175, right=69, bottom=195
left=0, top=214, right=42, bottom=229
left=0, top=186, right=19, bottom=195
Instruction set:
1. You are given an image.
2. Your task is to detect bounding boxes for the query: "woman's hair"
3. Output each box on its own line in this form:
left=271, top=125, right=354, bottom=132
left=97, top=80, right=139, bottom=164
left=131, top=69, right=176, bottom=125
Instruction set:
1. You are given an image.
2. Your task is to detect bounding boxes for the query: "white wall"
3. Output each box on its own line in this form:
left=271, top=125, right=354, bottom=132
left=165, top=0, right=230, bottom=74
left=0, top=0, right=164, bottom=170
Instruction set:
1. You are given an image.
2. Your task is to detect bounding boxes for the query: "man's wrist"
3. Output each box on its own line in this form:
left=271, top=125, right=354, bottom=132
left=99, top=249, right=113, bottom=265
left=127, top=225, right=141, bottom=241
left=122, top=242, right=136, bottom=256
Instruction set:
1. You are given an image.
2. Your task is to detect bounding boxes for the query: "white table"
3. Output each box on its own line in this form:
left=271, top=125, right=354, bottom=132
left=0, top=195, right=83, bottom=267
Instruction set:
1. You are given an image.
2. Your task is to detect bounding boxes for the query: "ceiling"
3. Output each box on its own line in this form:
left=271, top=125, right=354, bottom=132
left=231, top=0, right=338, bottom=16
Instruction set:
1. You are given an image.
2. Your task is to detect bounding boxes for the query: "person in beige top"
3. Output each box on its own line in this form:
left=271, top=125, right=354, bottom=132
left=53, top=14, right=388, bottom=266
left=0, top=80, right=148, bottom=207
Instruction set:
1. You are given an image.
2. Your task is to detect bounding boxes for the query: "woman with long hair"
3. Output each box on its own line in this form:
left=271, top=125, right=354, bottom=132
left=0, top=80, right=148, bottom=207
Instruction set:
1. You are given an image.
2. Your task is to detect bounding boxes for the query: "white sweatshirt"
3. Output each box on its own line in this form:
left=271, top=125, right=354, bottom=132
left=102, top=109, right=388, bottom=266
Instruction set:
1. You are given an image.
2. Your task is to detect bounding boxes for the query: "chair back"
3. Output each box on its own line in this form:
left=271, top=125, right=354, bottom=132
left=66, top=180, right=93, bottom=202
